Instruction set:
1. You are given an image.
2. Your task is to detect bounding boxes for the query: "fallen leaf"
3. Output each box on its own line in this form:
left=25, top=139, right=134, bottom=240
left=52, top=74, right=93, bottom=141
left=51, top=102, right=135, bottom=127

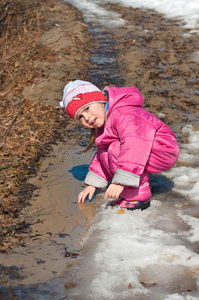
left=2, top=243, right=9, bottom=248
left=37, top=219, right=45, bottom=224
left=140, top=281, right=157, bottom=287
left=65, top=250, right=79, bottom=259
left=117, top=208, right=125, bottom=214
left=64, top=283, right=76, bottom=288
left=35, top=259, right=46, bottom=265
left=15, top=236, right=24, bottom=240
left=128, top=283, right=132, bottom=289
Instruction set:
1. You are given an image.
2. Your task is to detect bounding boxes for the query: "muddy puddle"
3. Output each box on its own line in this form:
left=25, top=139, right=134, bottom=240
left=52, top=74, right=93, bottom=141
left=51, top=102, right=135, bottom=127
left=0, top=138, right=109, bottom=297
left=1, top=2, right=199, bottom=299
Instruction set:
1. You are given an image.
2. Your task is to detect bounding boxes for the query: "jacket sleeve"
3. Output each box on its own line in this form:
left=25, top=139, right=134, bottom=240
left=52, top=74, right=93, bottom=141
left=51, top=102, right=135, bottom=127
left=84, top=150, right=111, bottom=189
left=112, top=113, right=156, bottom=187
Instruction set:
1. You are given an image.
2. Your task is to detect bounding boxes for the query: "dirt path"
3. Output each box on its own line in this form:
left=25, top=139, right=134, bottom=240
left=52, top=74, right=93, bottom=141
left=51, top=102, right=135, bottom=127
left=0, top=1, right=199, bottom=298
left=111, top=5, right=199, bottom=136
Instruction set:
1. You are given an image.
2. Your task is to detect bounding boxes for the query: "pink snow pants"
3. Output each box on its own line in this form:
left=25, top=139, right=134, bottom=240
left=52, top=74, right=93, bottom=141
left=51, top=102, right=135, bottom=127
left=113, top=135, right=179, bottom=201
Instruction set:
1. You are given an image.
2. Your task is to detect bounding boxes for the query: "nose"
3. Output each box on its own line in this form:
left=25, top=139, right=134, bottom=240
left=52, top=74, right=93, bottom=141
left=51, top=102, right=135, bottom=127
left=83, top=112, right=90, bottom=122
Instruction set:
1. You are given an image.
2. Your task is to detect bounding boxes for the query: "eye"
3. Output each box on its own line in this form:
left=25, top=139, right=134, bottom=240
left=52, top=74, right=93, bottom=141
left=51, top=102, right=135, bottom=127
left=85, top=106, right=89, bottom=111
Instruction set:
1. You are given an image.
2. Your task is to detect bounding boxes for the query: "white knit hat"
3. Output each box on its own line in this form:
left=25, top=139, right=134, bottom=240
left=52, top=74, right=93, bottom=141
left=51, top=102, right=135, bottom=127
left=60, top=80, right=108, bottom=120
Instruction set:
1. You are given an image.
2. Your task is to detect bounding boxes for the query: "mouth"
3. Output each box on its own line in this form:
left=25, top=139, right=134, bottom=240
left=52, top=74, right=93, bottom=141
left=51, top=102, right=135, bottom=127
left=90, top=118, right=96, bottom=126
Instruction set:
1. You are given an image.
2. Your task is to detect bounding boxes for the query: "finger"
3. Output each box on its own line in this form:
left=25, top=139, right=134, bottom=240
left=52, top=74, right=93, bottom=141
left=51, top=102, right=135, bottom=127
left=81, top=193, right=87, bottom=203
left=78, top=192, right=85, bottom=203
left=105, top=191, right=112, bottom=199
left=78, top=192, right=82, bottom=202
left=78, top=194, right=83, bottom=203
left=104, top=188, right=109, bottom=199
left=88, top=191, right=94, bottom=200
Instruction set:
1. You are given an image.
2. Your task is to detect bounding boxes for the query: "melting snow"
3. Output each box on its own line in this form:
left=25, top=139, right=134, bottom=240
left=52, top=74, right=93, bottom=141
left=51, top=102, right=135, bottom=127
left=64, top=127, right=199, bottom=299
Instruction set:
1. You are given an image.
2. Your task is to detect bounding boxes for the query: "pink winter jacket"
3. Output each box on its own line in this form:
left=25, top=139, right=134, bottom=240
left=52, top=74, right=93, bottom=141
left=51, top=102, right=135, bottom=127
left=84, top=86, right=179, bottom=189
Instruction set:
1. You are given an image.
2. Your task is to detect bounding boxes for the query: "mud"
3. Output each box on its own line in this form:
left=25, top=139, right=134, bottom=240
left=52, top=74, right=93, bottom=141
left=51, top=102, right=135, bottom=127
left=0, top=143, right=92, bottom=283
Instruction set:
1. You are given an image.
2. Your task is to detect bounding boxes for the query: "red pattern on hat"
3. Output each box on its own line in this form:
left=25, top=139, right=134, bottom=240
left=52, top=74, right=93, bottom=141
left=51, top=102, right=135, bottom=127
left=66, top=91, right=108, bottom=120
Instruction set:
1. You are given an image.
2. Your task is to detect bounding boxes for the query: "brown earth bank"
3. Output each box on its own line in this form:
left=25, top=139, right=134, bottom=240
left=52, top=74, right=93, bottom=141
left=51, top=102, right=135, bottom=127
left=0, top=0, right=92, bottom=250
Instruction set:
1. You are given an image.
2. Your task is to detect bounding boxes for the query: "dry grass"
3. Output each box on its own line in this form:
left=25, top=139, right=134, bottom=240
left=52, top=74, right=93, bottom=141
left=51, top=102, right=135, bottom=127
left=0, top=0, right=76, bottom=241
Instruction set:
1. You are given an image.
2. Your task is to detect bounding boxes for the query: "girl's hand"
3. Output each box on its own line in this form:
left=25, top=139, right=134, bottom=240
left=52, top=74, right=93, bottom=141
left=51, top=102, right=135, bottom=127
left=104, top=183, right=124, bottom=200
left=78, top=185, right=96, bottom=203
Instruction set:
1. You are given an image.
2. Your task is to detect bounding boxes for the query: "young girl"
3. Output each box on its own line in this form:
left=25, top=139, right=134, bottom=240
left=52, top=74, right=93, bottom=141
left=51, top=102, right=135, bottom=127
left=60, top=80, right=179, bottom=210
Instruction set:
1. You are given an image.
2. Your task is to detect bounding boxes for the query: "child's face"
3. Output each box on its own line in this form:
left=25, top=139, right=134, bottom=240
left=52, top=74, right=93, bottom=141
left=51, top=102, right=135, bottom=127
left=76, top=102, right=106, bottom=128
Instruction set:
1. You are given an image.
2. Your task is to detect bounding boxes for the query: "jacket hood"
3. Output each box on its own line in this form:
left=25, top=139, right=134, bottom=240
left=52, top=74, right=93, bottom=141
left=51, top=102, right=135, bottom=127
left=105, top=86, right=144, bottom=116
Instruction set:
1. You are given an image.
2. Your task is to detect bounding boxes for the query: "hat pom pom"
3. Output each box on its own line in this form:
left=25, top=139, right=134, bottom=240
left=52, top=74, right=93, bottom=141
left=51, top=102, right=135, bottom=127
left=59, top=101, right=64, bottom=108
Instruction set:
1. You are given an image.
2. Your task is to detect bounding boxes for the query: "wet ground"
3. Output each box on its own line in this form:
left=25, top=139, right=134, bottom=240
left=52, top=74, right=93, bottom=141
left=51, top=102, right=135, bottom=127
left=0, top=2, right=199, bottom=299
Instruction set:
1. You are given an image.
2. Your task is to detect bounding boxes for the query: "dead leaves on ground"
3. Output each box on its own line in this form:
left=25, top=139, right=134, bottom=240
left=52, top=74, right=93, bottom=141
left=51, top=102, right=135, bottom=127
left=0, top=100, right=69, bottom=238
left=0, top=0, right=70, bottom=238
left=117, top=208, right=125, bottom=214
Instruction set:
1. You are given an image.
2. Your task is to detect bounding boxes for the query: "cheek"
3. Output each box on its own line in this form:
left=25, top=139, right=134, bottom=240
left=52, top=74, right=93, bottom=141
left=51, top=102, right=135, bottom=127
left=97, top=110, right=105, bottom=119
left=100, top=112, right=106, bottom=122
left=79, top=118, right=85, bottom=125
left=81, top=119, right=92, bottom=128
